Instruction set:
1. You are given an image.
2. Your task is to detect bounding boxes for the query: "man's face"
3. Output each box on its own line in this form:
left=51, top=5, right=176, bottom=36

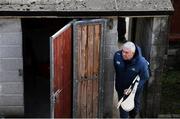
left=122, top=48, right=134, bottom=60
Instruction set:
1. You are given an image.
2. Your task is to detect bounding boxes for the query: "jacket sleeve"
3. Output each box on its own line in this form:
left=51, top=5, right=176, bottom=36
left=137, top=60, right=150, bottom=90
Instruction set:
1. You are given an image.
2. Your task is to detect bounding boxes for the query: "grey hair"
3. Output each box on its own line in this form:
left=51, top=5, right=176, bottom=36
left=123, top=41, right=136, bottom=53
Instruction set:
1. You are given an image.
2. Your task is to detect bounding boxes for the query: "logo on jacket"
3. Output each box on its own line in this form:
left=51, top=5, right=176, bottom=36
left=116, top=61, right=120, bottom=65
left=131, top=68, right=136, bottom=71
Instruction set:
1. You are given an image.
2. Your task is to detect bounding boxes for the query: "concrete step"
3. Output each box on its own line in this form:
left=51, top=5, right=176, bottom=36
left=158, top=114, right=180, bottom=118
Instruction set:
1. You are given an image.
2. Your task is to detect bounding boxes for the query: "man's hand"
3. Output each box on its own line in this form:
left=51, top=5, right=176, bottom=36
left=124, top=88, right=132, bottom=95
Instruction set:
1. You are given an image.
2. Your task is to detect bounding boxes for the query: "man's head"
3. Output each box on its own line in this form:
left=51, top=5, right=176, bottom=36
left=122, top=41, right=136, bottom=60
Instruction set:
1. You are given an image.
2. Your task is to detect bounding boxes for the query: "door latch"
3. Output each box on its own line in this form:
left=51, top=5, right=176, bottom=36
left=53, top=89, right=62, bottom=103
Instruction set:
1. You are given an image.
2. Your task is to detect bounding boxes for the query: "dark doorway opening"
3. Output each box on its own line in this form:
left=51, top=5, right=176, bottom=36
left=21, top=18, right=72, bottom=117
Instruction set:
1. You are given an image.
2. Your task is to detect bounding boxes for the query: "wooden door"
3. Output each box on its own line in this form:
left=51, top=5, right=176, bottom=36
left=50, top=22, right=72, bottom=118
left=73, top=19, right=106, bottom=118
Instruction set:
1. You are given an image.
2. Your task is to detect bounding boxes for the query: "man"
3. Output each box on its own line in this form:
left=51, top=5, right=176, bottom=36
left=113, top=41, right=149, bottom=118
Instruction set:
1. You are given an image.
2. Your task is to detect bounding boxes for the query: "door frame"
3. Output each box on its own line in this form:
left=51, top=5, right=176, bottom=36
left=73, top=19, right=107, bottom=117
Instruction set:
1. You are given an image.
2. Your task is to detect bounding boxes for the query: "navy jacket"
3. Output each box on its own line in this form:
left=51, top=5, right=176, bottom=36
left=113, top=46, right=149, bottom=96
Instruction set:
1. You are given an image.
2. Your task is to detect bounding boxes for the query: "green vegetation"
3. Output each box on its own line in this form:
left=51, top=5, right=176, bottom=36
left=160, top=70, right=180, bottom=114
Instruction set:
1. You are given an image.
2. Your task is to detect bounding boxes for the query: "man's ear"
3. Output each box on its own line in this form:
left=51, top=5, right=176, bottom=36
left=132, top=51, right=135, bottom=55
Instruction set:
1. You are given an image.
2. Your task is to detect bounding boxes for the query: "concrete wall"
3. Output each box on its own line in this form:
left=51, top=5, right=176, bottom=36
left=0, top=19, right=24, bottom=116
left=103, top=17, right=119, bottom=117
left=134, top=17, right=169, bottom=117
left=146, top=17, right=169, bottom=117
left=135, top=17, right=153, bottom=60
left=0, top=0, right=173, bottom=13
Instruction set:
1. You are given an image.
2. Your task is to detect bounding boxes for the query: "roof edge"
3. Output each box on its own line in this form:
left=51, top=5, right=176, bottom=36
left=0, top=10, right=174, bottom=17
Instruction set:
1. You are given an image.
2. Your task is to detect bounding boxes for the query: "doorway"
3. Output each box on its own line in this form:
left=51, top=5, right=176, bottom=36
left=21, top=18, right=72, bottom=117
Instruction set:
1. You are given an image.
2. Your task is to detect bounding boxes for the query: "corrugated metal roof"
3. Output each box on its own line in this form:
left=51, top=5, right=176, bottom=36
left=0, top=0, right=174, bottom=16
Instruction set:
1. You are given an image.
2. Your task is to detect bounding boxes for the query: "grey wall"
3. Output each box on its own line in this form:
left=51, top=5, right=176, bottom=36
left=103, top=17, right=119, bottom=117
left=134, top=17, right=169, bottom=117
left=135, top=17, right=153, bottom=60
left=146, top=17, right=169, bottom=117
left=0, top=19, right=24, bottom=116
